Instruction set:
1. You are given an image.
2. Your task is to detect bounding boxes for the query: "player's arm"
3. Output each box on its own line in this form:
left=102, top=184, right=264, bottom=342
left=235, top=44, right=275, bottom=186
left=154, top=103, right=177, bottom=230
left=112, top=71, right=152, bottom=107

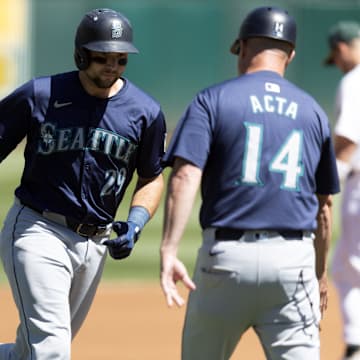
left=104, top=173, right=164, bottom=260
left=334, top=135, right=357, bottom=182
left=130, top=173, right=164, bottom=218
left=160, top=157, right=200, bottom=307
left=314, top=193, right=333, bottom=316
left=104, top=107, right=166, bottom=260
left=0, top=83, right=33, bottom=163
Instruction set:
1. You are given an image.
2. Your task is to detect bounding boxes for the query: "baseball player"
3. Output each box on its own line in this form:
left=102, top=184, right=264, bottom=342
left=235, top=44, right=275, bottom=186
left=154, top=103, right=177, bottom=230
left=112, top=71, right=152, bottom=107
left=160, top=6, right=339, bottom=360
left=0, top=8, right=166, bottom=359
left=323, top=21, right=360, bottom=360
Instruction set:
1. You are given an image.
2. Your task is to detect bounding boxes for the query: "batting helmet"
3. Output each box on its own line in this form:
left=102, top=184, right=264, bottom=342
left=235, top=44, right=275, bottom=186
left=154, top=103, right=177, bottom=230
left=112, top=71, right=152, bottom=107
left=230, top=6, right=297, bottom=55
left=74, top=8, right=139, bottom=70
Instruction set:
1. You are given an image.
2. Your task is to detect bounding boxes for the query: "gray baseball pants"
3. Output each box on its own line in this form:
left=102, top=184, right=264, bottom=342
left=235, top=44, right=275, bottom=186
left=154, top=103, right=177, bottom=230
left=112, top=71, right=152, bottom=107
left=0, top=199, right=109, bottom=359
left=182, top=228, right=321, bottom=360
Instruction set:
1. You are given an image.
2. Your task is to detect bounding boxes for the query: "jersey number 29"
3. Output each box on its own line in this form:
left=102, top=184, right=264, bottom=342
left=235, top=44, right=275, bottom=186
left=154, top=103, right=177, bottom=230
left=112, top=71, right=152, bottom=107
left=100, top=168, right=127, bottom=197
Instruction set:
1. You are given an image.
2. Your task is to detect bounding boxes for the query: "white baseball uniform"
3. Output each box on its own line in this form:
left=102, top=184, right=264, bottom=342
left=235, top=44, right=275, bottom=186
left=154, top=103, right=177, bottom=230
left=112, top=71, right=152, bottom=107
left=331, top=64, right=360, bottom=346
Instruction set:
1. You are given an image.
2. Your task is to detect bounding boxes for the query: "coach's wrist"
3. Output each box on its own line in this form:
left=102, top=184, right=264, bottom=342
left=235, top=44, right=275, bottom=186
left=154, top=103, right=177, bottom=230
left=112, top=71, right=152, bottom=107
left=160, top=243, right=179, bottom=257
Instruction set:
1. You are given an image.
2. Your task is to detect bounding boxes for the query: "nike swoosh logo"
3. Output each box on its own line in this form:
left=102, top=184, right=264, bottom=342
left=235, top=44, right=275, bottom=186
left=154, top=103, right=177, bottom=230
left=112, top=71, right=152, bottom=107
left=54, top=100, right=72, bottom=109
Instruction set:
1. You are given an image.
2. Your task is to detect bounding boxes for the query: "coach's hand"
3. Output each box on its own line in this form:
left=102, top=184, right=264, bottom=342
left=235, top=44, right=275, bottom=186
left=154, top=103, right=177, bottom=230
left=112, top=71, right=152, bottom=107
left=103, top=221, right=141, bottom=260
left=160, top=253, right=196, bottom=307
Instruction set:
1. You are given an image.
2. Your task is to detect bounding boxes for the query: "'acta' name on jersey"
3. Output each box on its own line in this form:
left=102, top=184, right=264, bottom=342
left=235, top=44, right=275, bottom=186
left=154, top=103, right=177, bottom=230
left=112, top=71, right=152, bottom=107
left=37, top=122, right=137, bottom=163
left=249, top=95, right=298, bottom=120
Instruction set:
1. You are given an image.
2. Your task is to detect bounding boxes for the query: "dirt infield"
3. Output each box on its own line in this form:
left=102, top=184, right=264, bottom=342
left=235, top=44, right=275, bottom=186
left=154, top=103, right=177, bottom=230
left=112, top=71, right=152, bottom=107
left=0, top=281, right=344, bottom=359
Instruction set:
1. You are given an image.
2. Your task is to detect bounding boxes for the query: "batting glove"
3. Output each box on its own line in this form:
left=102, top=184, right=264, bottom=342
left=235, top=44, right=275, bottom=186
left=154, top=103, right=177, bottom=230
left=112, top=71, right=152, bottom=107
left=103, top=221, right=141, bottom=260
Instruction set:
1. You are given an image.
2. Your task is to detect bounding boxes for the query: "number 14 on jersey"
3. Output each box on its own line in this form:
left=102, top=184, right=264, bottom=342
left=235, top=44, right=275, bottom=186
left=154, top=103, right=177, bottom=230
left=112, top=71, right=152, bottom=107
left=238, top=122, right=304, bottom=191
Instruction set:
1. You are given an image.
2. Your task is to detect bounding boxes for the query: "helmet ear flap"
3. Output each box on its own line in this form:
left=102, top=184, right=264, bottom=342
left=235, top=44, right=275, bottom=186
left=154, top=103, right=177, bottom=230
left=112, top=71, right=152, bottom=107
left=74, top=48, right=89, bottom=70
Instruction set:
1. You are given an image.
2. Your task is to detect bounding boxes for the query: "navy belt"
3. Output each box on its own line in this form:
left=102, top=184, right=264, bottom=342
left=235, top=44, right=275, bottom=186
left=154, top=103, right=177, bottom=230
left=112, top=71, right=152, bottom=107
left=215, top=228, right=304, bottom=240
left=20, top=200, right=109, bottom=237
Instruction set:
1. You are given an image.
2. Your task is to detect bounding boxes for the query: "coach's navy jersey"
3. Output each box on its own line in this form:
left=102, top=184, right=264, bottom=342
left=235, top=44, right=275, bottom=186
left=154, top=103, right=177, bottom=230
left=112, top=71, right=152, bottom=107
left=163, top=71, right=339, bottom=231
left=0, top=71, right=166, bottom=224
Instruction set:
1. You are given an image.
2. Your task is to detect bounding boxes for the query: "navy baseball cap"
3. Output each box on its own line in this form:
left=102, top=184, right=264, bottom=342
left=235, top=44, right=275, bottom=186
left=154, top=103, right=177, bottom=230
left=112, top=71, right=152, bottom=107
left=324, top=21, right=360, bottom=65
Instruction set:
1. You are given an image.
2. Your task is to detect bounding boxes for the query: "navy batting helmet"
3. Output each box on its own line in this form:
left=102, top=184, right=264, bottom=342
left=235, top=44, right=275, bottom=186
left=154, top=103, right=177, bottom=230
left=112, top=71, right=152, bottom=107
left=74, top=8, right=139, bottom=70
left=230, top=6, right=297, bottom=55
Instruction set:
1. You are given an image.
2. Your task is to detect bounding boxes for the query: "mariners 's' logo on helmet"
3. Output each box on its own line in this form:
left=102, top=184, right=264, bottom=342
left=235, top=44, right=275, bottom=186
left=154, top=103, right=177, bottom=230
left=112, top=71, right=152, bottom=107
left=273, top=22, right=284, bottom=38
left=112, top=20, right=123, bottom=39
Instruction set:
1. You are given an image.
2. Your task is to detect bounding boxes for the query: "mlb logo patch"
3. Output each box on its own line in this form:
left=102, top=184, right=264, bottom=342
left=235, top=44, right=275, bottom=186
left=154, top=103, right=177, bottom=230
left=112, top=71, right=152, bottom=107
left=265, top=82, right=281, bottom=93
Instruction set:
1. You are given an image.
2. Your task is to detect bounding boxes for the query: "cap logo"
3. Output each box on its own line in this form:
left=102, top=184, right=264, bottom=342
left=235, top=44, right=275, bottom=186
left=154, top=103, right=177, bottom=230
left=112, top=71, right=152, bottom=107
left=111, top=20, right=123, bottom=39
left=274, top=22, right=284, bottom=37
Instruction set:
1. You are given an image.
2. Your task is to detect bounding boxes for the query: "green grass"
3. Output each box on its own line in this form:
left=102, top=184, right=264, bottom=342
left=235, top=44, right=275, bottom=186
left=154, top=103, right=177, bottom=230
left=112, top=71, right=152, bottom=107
left=0, top=147, right=25, bottom=217
left=0, top=145, right=341, bottom=284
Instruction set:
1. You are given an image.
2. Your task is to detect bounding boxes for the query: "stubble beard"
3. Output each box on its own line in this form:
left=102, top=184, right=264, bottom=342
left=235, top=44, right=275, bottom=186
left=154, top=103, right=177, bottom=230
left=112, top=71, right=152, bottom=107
left=92, top=75, right=119, bottom=89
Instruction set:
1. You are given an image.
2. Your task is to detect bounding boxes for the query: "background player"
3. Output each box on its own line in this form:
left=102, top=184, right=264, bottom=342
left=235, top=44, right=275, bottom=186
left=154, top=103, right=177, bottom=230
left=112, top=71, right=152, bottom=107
left=0, top=8, right=166, bottom=359
left=323, top=21, right=360, bottom=360
left=160, top=6, right=339, bottom=360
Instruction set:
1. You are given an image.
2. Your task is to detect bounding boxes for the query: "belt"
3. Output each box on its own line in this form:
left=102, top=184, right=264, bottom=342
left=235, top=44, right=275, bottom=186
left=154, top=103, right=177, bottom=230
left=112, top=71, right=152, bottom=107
left=19, top=199, right=109, bottom=237
left=215, top=228, right=304, bottom=241
left=65, top=219, right=109, bottom=237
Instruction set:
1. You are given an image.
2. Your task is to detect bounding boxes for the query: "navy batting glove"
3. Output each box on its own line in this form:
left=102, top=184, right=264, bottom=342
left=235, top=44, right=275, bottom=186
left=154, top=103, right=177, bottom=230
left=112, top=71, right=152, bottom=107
left=103, top=221, right=141, bottom=260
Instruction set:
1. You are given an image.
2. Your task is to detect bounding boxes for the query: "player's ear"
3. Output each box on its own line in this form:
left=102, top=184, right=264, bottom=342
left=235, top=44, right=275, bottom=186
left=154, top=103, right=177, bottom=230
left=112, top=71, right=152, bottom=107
left=286, top=49, right=296, bottom=65
left=239, top=39, right=246, bottom=57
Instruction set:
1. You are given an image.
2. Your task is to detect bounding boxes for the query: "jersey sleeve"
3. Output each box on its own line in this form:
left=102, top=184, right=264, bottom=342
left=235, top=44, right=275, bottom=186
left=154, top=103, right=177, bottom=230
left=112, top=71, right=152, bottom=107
left=136, top=108, right=167, bottom=178
left=0, top=81, right=33, bottom=162
left=163, top=91, right=213, bottom=169
left=315, top=110, right=340, bottom=194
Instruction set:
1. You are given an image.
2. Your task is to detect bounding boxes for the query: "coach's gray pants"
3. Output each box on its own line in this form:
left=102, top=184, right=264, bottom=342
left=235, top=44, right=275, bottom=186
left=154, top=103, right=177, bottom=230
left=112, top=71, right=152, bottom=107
left=182, top=228, right=320, bottom=360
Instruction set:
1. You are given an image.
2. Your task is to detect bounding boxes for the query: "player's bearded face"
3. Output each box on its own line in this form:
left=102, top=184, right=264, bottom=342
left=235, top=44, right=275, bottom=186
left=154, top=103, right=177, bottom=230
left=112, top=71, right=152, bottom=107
left=86, top=51, right=127, bottom=88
